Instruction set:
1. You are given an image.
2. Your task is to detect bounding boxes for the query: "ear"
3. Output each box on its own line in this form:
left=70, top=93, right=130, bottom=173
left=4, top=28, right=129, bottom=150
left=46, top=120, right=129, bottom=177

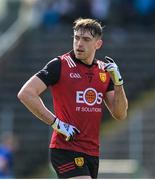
left=96, top=40, right=103, bottom=50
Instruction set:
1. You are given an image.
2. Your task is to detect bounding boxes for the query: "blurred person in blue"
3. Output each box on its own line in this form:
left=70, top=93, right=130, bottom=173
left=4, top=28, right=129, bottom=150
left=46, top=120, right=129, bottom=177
left=90, top=0, right=111, bottom=22
left=0, top=132, right=18, bottom=178
left=133, top=0, right=155, bottom=26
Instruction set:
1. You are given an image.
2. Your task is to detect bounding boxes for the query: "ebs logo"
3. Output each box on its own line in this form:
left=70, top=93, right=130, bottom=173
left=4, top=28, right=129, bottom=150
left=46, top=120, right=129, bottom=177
left=76, top=88, right=103, bottom=106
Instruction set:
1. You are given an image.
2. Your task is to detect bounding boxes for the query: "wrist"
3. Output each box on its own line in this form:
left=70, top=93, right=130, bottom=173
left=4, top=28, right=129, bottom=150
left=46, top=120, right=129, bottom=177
left=114, top=85, right=124, bottom=91
left=50, top=117, right=57, bottom=127
left=114, top=81, right=123, bottom=86
left=113, top=75, right=123, bottom=86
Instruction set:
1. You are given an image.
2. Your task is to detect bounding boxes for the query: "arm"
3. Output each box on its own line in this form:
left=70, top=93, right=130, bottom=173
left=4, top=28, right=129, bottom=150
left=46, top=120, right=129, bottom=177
left=104, top=56, right=128, bottom=120
left=17, top=75, right=79, bottom=141
left=17, top=75, right=55, bottom=125
left=104, top=86, right=128, bottom=120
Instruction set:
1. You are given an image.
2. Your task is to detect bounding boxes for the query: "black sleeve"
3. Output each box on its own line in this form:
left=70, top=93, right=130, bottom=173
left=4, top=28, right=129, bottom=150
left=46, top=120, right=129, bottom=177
left=35, top=57, right=61, bottom=87
left=107, top=78, right=114, bottom=92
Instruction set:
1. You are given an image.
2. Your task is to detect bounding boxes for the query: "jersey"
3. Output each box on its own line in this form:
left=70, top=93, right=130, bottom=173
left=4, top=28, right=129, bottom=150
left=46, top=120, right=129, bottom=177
left=0, top=145, right=13, bottom=178
left=36, top=51, right=114, bottom=157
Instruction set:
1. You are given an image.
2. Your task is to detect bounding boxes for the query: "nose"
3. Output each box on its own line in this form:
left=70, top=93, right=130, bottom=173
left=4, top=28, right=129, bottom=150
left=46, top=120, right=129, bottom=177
left=77, top=38, right=83, bottom=47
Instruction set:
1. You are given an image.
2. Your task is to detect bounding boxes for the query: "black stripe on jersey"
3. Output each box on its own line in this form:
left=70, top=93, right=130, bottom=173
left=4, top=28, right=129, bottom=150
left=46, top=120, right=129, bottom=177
left=36, top=57, right=61, bottom=87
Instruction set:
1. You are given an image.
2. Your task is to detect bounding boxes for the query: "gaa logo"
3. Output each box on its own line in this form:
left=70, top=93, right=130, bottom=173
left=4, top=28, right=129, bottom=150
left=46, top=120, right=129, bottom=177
left=70, top=73, right=81, bottom=79
left=76, top=88, right=103, bottom=106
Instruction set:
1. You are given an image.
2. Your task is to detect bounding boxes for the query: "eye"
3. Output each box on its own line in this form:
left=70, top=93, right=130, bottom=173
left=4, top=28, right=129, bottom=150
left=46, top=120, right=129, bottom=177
left=74, top=35, right=80, bottom=40
left=83, top=37, right=92, bottom=42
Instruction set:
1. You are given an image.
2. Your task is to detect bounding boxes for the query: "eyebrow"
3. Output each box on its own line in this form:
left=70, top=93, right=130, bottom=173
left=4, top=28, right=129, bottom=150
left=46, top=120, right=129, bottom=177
left=74, top=34, right=93, bottom=39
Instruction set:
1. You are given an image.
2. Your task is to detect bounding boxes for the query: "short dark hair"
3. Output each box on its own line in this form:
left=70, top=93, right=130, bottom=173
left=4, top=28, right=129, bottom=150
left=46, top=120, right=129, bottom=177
left=73, top=18, right=103, bottom=39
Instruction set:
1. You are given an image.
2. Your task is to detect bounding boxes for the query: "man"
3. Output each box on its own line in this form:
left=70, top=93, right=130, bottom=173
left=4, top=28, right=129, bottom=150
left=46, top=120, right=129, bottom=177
left=18, top=18, right=128, bottom=179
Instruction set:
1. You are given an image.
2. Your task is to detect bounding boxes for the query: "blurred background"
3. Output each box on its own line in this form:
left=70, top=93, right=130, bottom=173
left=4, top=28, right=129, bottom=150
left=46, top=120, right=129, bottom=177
left=0, top=0, right=155, bottom=178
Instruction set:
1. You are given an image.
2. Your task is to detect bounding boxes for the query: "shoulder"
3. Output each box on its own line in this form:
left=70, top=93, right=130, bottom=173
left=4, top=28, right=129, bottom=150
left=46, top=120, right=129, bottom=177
left=46, top=57, right=61, bottom=67
left=35, top=57, right=61, bottom=86
left=59, top=52, right=77, bottom=68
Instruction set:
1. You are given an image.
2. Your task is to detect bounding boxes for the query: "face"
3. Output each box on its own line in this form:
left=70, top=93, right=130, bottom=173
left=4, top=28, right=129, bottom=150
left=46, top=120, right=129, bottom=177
left=73, top=29, right=102, bottom=65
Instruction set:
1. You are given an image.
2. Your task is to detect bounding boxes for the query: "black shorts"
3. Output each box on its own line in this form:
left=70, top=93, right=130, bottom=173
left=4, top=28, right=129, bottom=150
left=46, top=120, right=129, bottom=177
left=50, top=148, right=99, bottom=179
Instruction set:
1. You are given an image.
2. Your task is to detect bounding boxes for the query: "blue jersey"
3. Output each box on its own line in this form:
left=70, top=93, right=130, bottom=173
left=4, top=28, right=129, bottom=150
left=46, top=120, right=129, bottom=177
left=0, top=145, right=13, bottom=178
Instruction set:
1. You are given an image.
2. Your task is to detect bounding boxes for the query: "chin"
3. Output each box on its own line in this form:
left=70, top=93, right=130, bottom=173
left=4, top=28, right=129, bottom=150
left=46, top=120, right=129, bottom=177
left=75, top=53, right=81, bottom=59
left=76, top=54, right=81, bottom=59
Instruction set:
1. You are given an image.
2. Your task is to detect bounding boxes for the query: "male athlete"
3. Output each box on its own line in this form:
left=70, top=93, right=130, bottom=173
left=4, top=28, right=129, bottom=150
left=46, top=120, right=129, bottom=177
left=18, top=18, right=128, bottom=179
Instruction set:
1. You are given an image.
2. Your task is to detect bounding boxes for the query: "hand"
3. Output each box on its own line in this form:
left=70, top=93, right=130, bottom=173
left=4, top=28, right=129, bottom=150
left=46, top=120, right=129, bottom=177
left=104, top=56, right=123, bottom=86
left=51, top=118, right=80, bottom=141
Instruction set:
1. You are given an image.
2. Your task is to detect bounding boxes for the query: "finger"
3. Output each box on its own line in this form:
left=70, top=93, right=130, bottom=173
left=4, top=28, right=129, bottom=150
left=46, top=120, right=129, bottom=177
left=66, top=136, right=71, bottom=141
left=104, top=64, right=112, bottom=69
left=104, top=64, right=114, bottom=70
left=73, top=127, right=80, bottom=134
left=105, top=56, right=114, bottom=63
left=66, top=135, right=73, bottom=141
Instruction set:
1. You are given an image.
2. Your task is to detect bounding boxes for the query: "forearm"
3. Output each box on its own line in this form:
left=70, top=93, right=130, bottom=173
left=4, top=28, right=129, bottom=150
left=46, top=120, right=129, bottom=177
left=18, top=90, right=55, bottom=125
left=18, top=90, right=80, bottom=141
left=112, top=85, right=128, bottom=120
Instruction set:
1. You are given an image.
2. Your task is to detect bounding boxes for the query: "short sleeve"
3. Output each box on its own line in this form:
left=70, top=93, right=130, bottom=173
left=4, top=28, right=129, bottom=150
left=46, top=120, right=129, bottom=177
left=35, top=58, right=61, bottom=87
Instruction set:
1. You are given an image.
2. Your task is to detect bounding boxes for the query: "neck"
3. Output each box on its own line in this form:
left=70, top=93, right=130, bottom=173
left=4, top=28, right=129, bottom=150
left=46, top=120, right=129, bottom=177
left=70, top=50, right=94, bottom=65
left=80, top=58, right=94, bottom=65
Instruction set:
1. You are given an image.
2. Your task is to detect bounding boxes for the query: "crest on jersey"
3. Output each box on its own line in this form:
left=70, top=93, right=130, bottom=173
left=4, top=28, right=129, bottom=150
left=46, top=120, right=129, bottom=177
left=99, top=72, right=106, bottom=82
left=74, top=157, right=84, bottom=167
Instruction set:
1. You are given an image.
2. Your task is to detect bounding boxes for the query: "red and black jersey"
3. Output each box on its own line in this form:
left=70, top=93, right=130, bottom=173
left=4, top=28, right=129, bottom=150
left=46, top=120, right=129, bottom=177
left=36, top=51, right=114, bottom=157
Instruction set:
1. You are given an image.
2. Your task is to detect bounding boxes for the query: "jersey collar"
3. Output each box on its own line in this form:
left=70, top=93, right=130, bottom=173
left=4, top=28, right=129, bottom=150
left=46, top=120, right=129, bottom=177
left=69, top=50, right=97, bottom=67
